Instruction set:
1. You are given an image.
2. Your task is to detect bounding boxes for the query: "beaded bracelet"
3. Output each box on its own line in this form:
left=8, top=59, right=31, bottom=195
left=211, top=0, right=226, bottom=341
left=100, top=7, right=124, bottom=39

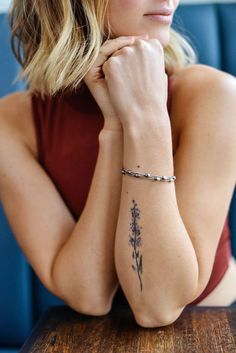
left=121, top=167, right=176, bottom=182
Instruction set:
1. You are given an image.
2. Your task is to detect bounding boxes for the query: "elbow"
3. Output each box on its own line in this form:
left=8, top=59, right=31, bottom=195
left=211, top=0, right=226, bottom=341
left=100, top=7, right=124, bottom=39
left=133, top=306, right=185, bottom=328
left=65, top=295, right=112, bottom=317
left=51, top=275, right=114, bottom=316
left=50, top=252, right=116, bottom=317
left=51, top=269, right=114, bottom=317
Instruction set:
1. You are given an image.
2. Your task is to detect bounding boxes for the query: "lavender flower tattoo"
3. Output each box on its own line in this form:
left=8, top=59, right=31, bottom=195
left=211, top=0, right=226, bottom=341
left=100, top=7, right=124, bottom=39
left=128, top=199, right=143, bottom=292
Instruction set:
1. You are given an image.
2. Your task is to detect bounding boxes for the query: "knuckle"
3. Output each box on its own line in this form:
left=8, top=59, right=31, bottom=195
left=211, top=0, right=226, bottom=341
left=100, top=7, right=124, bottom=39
left=102, top=60, right=109, bottom=71
left=107, top=56, right=119, bottom=65
left=103, top=56, right=119, bottom=71
left=150, top=38, right=163, bottom=49
left=99, top=47, right=106, bottom=57
left=119, top=46, right=132, bottom=54
left=102, top=61, right=109, bottom=73
left=150, top=38, right=160, bottom=44
left=135, top=38, right=148, bottom=47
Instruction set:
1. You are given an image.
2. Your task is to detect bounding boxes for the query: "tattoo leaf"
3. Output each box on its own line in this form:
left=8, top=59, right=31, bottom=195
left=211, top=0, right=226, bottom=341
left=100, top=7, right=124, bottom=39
left=139, top=255, right=143, bottom=274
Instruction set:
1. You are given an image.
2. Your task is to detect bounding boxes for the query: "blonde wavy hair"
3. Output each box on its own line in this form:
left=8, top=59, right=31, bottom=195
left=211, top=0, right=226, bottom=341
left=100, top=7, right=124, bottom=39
left=9, top=0, right=197, bottom=96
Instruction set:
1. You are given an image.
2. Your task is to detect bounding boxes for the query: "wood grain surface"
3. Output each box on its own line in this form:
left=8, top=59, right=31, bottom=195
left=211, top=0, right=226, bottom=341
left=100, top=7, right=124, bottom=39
left=19, top=305, right=236, bottom=353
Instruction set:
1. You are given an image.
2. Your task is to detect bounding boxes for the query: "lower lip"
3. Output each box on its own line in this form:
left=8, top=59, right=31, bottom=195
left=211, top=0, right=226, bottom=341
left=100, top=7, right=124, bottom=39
left=144, top=14, right=173, bottom=24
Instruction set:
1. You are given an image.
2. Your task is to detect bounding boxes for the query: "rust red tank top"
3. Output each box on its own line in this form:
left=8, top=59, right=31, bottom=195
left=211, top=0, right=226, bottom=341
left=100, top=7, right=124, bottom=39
left=31, top=76, right=232, bottom=307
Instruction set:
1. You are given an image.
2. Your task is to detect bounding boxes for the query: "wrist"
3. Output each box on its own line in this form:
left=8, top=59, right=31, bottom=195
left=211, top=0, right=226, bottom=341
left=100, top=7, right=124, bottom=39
left=102, top=118, right=123, bottom=133
left=121, top=107, right=170, bottom=133
left=124, top=120, right=172, bottom=149
left=99, top=126, right=123, bottom=144
left=123, top=121, right=174, bottom=174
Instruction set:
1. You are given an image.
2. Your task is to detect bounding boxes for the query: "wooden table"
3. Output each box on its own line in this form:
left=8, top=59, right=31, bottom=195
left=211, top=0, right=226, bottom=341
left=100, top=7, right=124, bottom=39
left=19, top=305, right=236, bottom=352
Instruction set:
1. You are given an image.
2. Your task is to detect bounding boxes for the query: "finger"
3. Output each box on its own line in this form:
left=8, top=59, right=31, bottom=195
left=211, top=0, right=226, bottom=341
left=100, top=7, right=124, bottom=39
left=132, top=33, right=149, bottom=44
left=113, top=34, right=150, bottom=56
left=134, top=33, right=149, bottom=42
left=97, top=35, right=149, bottom=66
left=99, top=37, right=134, bottom=63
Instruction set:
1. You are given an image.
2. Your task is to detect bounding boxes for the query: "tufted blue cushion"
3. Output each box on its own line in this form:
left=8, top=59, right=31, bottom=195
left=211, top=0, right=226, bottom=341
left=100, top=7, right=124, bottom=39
left=174, top=3, right=236, bottom=75
left=174, top=5, right=222, bottom=68
left=0, top=205, right=33, bottom=346
left=0, top=14, right=26, bottom=95
left=218, top=4, right=236, bottom=76
left=32, top=276, right=65, bottom=323
left=0, top=14, right=32, bottom=349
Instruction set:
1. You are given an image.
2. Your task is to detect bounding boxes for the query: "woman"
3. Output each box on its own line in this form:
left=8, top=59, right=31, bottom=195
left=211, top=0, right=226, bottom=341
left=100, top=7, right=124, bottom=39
left=0, top=0, right=236, bottom=328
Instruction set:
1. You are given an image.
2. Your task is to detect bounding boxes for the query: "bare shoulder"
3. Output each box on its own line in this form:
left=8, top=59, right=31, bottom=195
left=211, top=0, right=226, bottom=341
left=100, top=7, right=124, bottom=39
left=173, top=63, right=236, bottom=90
left=170, top=64, right=236, bottom=131
left=0, top=90, right=37, bottom=157
left=172, top=64, right=236, bottom=101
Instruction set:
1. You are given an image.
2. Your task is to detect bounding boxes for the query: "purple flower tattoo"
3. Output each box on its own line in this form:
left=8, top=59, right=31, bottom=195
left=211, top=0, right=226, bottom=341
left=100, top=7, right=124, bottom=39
left=128, top=199, right=143, bottom=292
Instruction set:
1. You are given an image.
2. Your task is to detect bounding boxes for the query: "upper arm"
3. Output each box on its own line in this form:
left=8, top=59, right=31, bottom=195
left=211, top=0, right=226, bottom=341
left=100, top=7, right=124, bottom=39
left=172, top=65, right=236, bottom=302
left=0, top=94, right=76, bottom=296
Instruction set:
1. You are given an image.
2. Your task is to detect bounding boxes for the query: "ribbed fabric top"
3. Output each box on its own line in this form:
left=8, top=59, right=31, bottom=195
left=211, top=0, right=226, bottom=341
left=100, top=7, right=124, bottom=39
left=31, top=76, right=231, bottom=307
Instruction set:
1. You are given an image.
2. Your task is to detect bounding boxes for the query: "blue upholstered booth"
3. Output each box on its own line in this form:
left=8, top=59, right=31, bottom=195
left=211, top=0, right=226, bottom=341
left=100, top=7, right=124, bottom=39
left=0, top=3, right=236, bottom=351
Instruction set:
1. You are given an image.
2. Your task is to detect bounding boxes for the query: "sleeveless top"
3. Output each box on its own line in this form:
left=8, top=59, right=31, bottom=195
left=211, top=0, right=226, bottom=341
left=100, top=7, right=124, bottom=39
left=31, top=75, right=232, bottom=307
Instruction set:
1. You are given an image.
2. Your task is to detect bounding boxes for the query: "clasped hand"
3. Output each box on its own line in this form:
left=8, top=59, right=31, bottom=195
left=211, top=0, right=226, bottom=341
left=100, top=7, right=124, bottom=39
left=83, top=35, right=169, bottom=132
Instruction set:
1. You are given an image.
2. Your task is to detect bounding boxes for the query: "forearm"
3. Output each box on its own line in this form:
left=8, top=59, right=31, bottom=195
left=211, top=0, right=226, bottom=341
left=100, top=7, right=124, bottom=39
left=52, top=126, right=123, bottom=313
left=114, top=122, right=199, bottom=323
